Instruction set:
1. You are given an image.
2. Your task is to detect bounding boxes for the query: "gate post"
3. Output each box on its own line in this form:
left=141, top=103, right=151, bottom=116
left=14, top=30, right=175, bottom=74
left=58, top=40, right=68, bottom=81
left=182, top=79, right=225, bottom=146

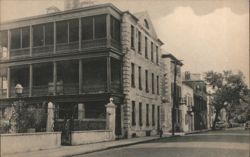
left=105, top=98, right=116, bottom=139
left=47, top=102, right=55, bottom=132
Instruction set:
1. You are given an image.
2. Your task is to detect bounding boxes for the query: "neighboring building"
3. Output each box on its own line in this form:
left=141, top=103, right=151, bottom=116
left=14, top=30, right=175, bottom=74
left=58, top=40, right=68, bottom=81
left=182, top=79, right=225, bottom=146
left=162, top=53, right=183, bottom=132
left=0, top=2, right=163, bottom=139
left=182, top=72, right=207, bottom=130
left=180, top=83, right=194, bottom=132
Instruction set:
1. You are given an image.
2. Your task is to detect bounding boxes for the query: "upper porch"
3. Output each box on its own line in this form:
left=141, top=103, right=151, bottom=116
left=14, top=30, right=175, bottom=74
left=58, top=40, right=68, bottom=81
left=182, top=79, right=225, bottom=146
left=0, top=8, right=121, bottom=60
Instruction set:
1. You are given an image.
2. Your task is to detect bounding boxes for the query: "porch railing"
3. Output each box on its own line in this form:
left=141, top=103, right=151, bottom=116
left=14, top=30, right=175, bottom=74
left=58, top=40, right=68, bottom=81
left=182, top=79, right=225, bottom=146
left=82, top=84, right=106, bottom=93
left=10, top=87, right=29, bottom=98
left=54, top=119, right=106, bottom=131
left=81, top=38, right=107, bottom=50
left=32, top=45, right=53, bottom=56
left=10, top=48, right=30, bottom=58
left=0, top=89, right=7, bottom=98
left=56, top=41, right=79, bottom=53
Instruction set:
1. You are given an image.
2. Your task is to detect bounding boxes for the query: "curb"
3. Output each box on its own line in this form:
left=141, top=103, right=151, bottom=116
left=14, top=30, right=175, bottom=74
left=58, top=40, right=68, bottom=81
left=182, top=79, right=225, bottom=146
left=64, top=137, right=160, bottom=157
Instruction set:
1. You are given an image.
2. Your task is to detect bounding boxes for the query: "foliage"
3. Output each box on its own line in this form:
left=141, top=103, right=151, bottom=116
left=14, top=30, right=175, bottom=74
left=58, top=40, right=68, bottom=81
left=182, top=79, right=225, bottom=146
left=205, top=70, right=248, bottom=129
left=9, top=101, right=36, bottom=133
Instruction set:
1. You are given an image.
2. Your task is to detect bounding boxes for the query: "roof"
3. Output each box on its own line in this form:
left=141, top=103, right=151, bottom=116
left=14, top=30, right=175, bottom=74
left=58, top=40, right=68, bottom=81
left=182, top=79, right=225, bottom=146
left=162, top=53, right=183, bottom=66
left=1, top=3, right=122, bottom=25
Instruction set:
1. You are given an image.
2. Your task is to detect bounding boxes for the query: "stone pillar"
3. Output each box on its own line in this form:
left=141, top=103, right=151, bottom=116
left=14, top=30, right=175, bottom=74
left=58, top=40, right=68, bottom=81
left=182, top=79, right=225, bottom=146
left=105, top=98, right=116, bottom=137
left=46, top=102, right=55, bottom=132
left=78, top=103, right=85, bottom=120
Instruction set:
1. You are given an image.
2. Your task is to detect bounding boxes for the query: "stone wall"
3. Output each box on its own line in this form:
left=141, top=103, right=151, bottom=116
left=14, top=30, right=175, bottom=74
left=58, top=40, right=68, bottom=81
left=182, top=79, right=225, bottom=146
left=0, top=132, right=61, bottom=155
left=71, top=130, right=115, bottom=145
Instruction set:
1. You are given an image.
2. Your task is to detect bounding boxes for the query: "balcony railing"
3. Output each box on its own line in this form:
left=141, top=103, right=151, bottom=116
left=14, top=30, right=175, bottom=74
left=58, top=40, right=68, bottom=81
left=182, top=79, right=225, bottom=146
left=33, top=85, right=52, bottom=97
left=111, top=82, right=121, bottom=93
left=10, top=48, right=30, bottom=58
left=56, top=41, right=79, bottom=53
left=82, top=84, right=107, bottom=94
left=81, top=38, right=107, bottom=50
left=0, top=89, right=7, bottom=98
left=10, top=87, right=29, bottom=98
left=32, top=45, right=53, bottom=56
left=110, top=39, right=121, bottom=50
left=56, top=83, right=79, bottom=95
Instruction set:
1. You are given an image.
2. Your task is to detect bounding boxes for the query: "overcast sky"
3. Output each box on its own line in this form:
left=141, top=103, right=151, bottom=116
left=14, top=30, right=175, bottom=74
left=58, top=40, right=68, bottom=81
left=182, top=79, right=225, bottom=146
left=1, top=0, right=249, bottom=86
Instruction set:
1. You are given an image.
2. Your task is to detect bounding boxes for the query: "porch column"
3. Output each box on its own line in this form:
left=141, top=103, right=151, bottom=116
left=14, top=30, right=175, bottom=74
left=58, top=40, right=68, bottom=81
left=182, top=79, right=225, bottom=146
left=7, top=67, right=10, bottom=98
left=106, top=57, right=111, bottom=92
left=78, top=103, right=85, bottom=119
left=53, top=62, right=57, bottom=95
left=53, top=22, right=56, bottom=53
left=30, top=25, right=33, bottom=57
left=46, top=102, right=55, bottom=132
left=79, top=18, right=82, bottom=50
left=79, top=59, right=82, bottom=94
left=106, top=14, right=111, bottom=47
left=105, top=98, right=116, bottom=138
left=29, top=64, right=33, bottom=97
left=7, top=30, right=10, bottom=59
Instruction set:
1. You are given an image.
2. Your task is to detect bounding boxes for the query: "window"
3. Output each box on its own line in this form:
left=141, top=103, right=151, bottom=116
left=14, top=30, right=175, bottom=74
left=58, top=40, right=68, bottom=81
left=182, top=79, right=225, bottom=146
left=139, top=102, right=142, bottom=126
left=69, top=19, right=79, bottom=42
left=131, top=25, right=134, bottom=49
left=111, top=16, right=120, bottom=42
left=152, top=105, right=155, bottom=126
left=131, top=63, right=135, bottom=87
left=95, top=15, right=106, bottom=39
left=138, top=66, right=142, bottom=90
left=33, top=24, right=44, bottom=47
left=132, top=101, right=136, bottom=126
left=21, top=27, right=30, bottom=48
left=0, top=31, right=8, bottom=58
left=0, top=31, right=8, bottom=48
left=145, top=70, right=148, bottom=92
left=151, top=42, right=154, bottom=62
left=11, top=28, right=21, bottom=49
left=144, top=19, right=149, bottom=29
left=145, top=37, right=148, bottom=58
left=45, top=23, right=54, bottom=45
left=82, top=16, right=93, bottom=40
left=157, top=106, right=160, bottom=127
left=156, top=46, right=159, bottom=64
left=157, top=75, right=159, bottom=95
left=56, top=20, right=68, bottom=44
left=138, top=31, right=141, bottom=53
left=152, top=73, right=155, bottom=94
left=146, top=104, right=149, bottom=126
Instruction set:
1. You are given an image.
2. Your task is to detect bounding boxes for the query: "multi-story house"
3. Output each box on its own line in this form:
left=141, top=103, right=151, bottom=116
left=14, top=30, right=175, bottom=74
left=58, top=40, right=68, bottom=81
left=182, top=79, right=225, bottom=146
left=162, top=53, right=183, bottom=132
left=181, top=82, right=194, bottom=132
left=182, top=72, right=208, bottom=130
left=0, top=2, right=163, bottom=138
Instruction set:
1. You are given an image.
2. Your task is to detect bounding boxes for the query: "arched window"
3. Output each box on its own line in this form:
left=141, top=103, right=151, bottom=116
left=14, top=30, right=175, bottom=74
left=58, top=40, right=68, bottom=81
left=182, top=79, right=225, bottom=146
left=144, top=19, right=149, bottom=29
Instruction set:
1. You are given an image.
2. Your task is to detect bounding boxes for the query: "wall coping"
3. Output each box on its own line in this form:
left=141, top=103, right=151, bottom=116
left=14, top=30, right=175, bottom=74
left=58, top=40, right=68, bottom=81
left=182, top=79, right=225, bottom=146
left=72, top=130, right=112, bottom=133
left=0, top=132, right=61, bottom=137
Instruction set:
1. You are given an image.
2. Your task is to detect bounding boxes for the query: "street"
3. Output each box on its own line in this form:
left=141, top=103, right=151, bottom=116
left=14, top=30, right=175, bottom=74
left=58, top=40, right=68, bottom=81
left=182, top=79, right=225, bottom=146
left=75, top=128, right=250, bottom=157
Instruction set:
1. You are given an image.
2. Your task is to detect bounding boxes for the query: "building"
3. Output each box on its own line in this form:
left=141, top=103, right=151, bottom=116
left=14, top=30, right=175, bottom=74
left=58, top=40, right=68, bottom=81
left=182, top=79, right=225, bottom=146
left=181, top=82, right=194, bottom=132
left=182, top=72, right=208, bottom=130
left=0, top=2, right=163, bottom=139
left=162, top=53, right=183, bottom=132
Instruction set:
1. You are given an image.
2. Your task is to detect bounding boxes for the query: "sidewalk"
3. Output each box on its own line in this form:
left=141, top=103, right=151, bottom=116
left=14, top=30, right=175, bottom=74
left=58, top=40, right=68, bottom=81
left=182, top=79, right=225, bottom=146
left=4, top=136, right=160, bottom=157
left=4, top=129, right=210, bottom=157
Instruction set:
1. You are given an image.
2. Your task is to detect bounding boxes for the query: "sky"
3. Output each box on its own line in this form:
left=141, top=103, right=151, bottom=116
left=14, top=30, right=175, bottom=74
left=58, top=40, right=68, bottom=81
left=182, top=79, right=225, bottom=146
left=0, top=0, right=249, bottom=86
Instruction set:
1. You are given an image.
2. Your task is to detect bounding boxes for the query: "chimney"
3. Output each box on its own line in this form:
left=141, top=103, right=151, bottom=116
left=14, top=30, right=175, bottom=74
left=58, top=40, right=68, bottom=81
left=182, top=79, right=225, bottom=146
left=46, top=6, right=60, bottom=14
left=64, top=0, right=80, bottom=10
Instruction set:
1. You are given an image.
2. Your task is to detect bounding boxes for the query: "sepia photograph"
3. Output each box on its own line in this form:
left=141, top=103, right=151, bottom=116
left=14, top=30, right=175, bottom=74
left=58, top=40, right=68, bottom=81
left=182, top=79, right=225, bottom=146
left=0, top=0, right=249, bottom=157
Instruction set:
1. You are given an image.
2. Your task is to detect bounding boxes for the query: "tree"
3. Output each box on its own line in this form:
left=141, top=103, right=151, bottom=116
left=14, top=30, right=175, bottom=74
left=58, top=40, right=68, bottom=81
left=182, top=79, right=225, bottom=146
left=205, top=70, right=248, bottom=130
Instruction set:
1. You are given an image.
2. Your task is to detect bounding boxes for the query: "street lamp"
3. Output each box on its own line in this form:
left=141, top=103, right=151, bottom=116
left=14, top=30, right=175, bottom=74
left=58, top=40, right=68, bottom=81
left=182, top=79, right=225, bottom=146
left=15, top=84, right=23, bottom=98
